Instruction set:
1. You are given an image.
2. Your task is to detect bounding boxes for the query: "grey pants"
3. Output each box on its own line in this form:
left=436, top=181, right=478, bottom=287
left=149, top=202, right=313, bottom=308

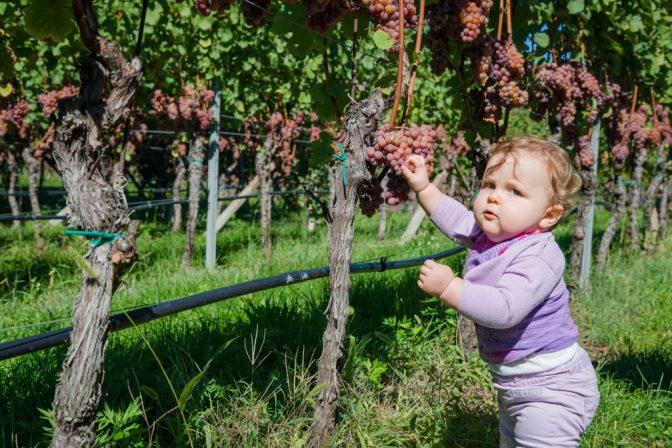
left=491, top=346, right=600, bottom=448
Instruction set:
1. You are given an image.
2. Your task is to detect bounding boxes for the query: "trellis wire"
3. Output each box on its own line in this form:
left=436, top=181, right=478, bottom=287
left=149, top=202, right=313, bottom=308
left=0, top=189, right=331, bottom=221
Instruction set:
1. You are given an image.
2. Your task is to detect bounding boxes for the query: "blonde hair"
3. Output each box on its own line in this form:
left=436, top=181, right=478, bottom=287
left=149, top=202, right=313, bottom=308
left=485, top=136, right=582, bottom=214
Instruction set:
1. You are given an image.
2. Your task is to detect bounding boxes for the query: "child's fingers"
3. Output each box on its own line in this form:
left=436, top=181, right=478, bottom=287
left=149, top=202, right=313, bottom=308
left=417, top=279, right=424, bottom=289
left=408, top=154, right=425, bottom=167
left=420, top=266, right=430, bottom=275
left=424, top=259, right=437, bottom=268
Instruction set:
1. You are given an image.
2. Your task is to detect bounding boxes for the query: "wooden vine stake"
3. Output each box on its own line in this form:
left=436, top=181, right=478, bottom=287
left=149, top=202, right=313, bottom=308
left=308, top=24, right=410, bottom=448
left=48, top=1, right=142, bottom=446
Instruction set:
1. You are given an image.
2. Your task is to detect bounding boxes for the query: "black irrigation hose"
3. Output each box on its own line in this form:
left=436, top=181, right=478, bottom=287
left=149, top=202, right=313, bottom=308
left=0, top=246, right=465, bottom=361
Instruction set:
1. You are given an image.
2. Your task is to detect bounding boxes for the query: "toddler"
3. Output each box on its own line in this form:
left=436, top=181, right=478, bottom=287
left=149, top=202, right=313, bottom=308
left=401, top=136, right=600, bottom=448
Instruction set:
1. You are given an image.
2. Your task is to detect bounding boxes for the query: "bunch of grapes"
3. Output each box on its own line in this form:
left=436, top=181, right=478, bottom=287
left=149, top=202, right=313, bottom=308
left=0, top=100, right=30, bottom=139
left=358, top=179, right=385, bottom=217
left=151, top=90, right=179, bottom=121
left=465, top=37, right=527, bottom=121
left=263, top=111, right=303, bottom=179
left=426, top=0, right=494, bottom=74
left=367, top=123, right=437, bottom=176
left=364, top=0, right=418, bottom=52
left=152, top=85, right=214, bottom=130
left=576, top=135, right=594, bottom=168
left=304, top=0, right=332, bottom=15
left=611, top=141, right=629, bottom=168
left=384, top=174, right=411, bottom=205
left=178, top=85, right=215, bottom=129
left=627, top=105, right=654, bottom=151
left=528, top=62, right=604, bottom=140
left=358, top=123, right=437, bottom=214
left=306, top=1, right=348, bottom=34
left=601, top=83, right=634, bottom=169
left=654, top=104, right=672, bottom=146
left=38, top=85, right=78, bottom=117
left=188, top=0, right=233, bottom=17
left=241, top=0, right=271, bottom=26
left=427, top=0, right=493, bottom=43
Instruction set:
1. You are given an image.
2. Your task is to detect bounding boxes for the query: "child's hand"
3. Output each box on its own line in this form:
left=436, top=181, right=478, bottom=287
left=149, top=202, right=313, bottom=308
left=400, top=155, right=430, bottom=193
left=418, top=259, right=455, bottom=298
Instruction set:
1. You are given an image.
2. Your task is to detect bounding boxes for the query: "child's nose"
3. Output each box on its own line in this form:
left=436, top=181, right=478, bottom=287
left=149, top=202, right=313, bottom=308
left=487, top=188, right=501, bottom=204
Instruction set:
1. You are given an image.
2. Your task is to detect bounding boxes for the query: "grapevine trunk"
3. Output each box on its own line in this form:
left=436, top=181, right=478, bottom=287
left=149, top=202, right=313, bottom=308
left=596, top=181, right=627, bottom=269
left=182, top=136, right=205, bottom=267
left=628, top=146, right=648, bottom=251
left=6, top=152, right=20, bottom=229
left=22, top=147, right=44, bottom=250
left=171, top=158, right=186, bottom=233
left=48, top=32, right=141, bottom=446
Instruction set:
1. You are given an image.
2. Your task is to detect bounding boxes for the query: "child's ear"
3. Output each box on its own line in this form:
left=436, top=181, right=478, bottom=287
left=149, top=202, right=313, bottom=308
left=539, top=204, right=564, bottom=230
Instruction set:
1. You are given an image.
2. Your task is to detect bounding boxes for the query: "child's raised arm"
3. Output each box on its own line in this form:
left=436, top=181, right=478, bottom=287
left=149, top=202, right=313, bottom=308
left=401, top=155, right=480, bottom=248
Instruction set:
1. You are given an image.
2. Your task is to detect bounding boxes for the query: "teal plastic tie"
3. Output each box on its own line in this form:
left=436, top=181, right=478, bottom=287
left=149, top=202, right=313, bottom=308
left=187, top=157, right=204, bottom=166
left=64, top=229, right=124, bottom=246
left=616, top=179, right=640, bottom=185
left=332, top=143, right=347, bottom=188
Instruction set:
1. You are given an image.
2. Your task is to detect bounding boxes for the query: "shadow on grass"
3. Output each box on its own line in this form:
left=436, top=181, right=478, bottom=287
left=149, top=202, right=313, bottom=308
left=598, top=346, right=672, bottom=392
left=436, top=410, right=499, bottom=448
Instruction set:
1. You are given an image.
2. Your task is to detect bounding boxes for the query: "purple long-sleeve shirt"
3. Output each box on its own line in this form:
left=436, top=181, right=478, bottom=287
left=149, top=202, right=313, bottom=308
left=430, top=195, right=579, bottom=364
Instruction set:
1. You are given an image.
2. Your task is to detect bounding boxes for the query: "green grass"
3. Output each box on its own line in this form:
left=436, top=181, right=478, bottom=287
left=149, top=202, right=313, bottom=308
left=0, top=205, right=670, bottom=447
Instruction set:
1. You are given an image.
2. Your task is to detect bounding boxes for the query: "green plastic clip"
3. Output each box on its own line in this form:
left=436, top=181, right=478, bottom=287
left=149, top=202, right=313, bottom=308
left=332, top=143, right=347, bottom=188
left=64, top=229, right=125, bottom=246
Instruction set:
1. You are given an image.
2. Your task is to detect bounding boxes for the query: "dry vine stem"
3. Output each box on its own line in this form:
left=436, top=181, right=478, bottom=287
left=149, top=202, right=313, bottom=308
left=308, top=54, right=410, bottom=448
left=388, top=0, right=405, bottom=126
left=401, top=0, right=426, bottom=124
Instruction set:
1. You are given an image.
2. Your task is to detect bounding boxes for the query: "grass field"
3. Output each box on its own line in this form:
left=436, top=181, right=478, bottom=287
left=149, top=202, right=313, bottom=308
left=0, top=201, right=670, bottom=447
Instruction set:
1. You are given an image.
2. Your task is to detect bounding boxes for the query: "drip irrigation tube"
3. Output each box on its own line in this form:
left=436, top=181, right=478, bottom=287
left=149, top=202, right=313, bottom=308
left=0, top=246, right=465, bottom=361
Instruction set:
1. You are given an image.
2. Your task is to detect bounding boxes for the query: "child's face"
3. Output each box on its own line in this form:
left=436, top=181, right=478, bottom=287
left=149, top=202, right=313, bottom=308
left=473, top=151, right=559, bottom=243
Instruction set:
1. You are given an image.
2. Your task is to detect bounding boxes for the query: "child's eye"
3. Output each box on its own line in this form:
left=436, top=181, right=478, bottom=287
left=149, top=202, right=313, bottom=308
left=511, top=189, right=521, bottom=196
left=482, top=182, right=495, bottom=189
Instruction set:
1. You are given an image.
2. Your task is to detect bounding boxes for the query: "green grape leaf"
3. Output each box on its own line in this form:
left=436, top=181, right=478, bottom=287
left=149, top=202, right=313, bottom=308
left=372, top=30, right=394, bottom=51
left=533, top=32, right=550, bottom=48
left=374, top=74, right=397, bottom=88
left=272, top=10, right=321, bottom=57
left=567, top=0, right=584, bottom=14
left=25, top=0, right=75, bottom=42
left=0, top=83, right=12, bottom=97
left=629, top=15, right=643, bottom=33
left=309, top=131, right=335, bottom=167
left=145, top=2, right=163, bottom=27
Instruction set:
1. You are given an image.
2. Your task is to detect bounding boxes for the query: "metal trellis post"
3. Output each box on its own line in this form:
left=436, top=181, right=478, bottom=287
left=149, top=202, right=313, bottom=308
left=205, top=78, right=221, bottom=269
left=580, top=116, right=601, bottom=291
